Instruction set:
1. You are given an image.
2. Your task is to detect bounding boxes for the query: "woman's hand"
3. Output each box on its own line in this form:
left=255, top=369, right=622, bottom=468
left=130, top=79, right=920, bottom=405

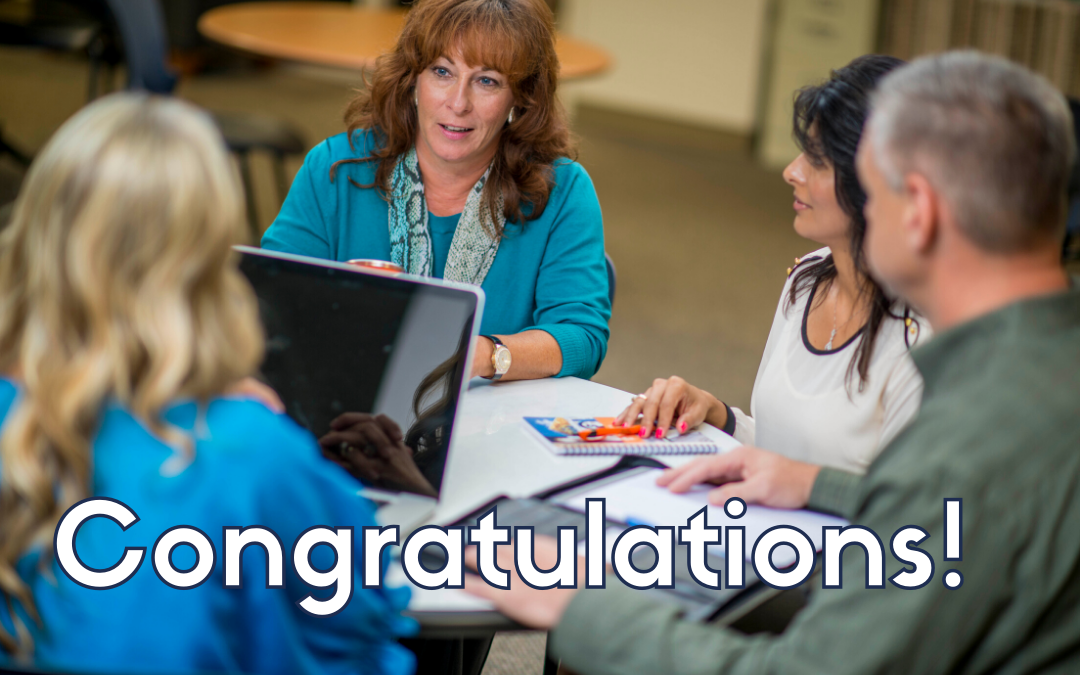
left=318, top=413, right=437, bottom=498
left=656, top=446, right=821, bottom=509
left=468, top=331, right=563, bottom=381
left=470, top=336, right=496, bottom=379
left=615, top=376, right=726, bottom=438
left=463, top=536, right=582, bottom=630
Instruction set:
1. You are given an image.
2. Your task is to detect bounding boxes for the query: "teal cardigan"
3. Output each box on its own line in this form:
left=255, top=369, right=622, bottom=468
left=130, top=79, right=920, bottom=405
left=262, top=131, right=611, bottom=379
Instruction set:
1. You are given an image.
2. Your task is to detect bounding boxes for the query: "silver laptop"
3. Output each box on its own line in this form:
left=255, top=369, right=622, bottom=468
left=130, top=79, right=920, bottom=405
left=237, top=246, right=484, bottom=531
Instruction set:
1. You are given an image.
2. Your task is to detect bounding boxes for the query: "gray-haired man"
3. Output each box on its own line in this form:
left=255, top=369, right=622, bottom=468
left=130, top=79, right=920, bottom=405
left=466, top=51, right=1080, bottom=675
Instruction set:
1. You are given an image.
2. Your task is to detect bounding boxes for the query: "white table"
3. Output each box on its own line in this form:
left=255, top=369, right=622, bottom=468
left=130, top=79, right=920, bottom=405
left=438, top=377, right=642, bottom=523
left=401, top=376, right=737, bottom=628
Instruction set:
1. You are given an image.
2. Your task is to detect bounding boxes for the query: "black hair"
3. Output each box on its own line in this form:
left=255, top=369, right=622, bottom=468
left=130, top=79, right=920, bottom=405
left=786, top=54, right=913, bottom=391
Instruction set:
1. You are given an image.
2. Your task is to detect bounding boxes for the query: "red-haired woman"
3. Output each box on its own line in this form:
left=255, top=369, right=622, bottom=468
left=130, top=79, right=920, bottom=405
left=263, top=0, right=610, bottom=383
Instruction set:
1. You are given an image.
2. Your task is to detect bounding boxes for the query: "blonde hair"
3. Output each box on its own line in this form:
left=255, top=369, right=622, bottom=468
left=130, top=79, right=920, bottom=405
left=0, top=93, right=264, bottom=656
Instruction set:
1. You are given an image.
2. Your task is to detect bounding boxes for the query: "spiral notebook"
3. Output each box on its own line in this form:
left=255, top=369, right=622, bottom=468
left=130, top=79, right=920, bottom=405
left=523, top=416, right=720, bottom=456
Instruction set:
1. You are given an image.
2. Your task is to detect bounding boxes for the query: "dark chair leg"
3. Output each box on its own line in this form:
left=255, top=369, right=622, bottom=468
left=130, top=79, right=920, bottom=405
left=87, top=33, right=104, bottom=101
left=102, top=63, right=116, bottom=96
left=1064, top=199, right=1080, bottom=262
left=236, top=151, right=259, bottom=239
left=402, top=637, right=459, bottom=675
left=0, top=132, right=31, bottom=167
left=87, top=53, right=99, bottom=101
left=462, top=635, right=495, bottom=675
left=272, top=150, right=290, bottom=205
left=401, top=635, right=493, bottom=675
left=544, top=632, right=559, bottom=675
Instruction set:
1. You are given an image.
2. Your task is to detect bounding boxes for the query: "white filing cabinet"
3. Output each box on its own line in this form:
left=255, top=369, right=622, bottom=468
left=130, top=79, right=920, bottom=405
left=756, top=0, right=880, bottom=169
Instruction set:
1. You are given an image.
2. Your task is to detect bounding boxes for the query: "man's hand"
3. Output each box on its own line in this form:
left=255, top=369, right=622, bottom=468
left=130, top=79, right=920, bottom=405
left=657, top=446, right=821, bottom=509
left=462, top=536, right=582, bottom=630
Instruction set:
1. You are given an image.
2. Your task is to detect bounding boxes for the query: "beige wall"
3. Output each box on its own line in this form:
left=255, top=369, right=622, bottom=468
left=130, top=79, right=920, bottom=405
left=756, top=0, right=879, bottom=167
left=560, top=0, right=770, bottom=133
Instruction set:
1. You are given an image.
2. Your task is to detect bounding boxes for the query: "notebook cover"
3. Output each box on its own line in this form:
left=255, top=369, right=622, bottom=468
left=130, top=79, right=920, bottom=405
left=523, top=416, right=720, bottom=456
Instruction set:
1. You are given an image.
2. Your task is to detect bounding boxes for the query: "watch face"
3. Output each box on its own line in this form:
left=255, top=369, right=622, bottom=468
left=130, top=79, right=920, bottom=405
left=494, top=347, right=512, bottom=373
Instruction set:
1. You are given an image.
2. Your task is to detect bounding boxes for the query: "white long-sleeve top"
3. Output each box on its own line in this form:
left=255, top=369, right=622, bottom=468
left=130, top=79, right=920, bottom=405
left=729, top=248, right=930, bottom=474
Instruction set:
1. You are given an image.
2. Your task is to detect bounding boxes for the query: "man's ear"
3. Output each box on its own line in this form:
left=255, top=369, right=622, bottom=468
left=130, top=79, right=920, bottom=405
left=904, top=172, right=939, bottom=254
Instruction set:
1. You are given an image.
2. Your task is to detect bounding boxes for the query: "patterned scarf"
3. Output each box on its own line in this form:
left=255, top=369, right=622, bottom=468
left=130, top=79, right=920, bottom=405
left=388, top=147, right=503, bottom=286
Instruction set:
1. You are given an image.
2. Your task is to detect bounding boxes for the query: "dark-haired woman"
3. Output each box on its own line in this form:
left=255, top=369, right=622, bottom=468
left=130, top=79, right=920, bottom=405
left=262, top=0, right=609, bottom=382
left=620, top=55, right=929, bottom=495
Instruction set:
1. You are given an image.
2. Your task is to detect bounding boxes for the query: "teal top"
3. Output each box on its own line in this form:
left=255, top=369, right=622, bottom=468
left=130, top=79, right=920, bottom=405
left=552, top=284, right=1080, bottom=675
left=262, top=131, right=611, bottom=379
left=0, top=379, right=416, bottom=674
left=429, top=212, right=459, bottom=279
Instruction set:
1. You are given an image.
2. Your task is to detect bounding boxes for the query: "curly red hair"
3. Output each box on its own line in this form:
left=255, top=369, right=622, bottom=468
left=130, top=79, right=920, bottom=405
left=332, top=0, right=575, bottom=234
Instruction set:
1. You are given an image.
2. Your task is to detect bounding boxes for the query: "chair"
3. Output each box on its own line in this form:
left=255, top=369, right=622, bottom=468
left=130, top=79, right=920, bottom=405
left=0, top=201, right=14, bottom=230
left=0, top=128, right=32, bottom=168
left=0, top=1, right=110, bottom=167
left=1064, top=97, right=1080, bottom=262
left=101, top=0, right=306, bottom=237
left=1066, top=195, right=1080, bottom=262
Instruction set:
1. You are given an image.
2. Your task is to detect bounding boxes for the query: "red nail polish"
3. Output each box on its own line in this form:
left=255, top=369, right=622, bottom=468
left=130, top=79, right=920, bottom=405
left=639, top=428, right=648, bottom=438
left=679, top=421, right=687, bottom=433
left=656, top=428, right=664, bottom=439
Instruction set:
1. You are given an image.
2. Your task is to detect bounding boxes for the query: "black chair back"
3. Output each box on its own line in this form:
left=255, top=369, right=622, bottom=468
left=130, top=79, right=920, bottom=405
left=98, top=0, right=305, bottom=237
left=1065, top=98, right=1080, bottom=261
left=103, top=0, right=177, bottom=94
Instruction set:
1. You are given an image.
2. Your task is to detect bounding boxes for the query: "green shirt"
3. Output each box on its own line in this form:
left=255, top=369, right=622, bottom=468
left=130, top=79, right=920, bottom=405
left=552, top=284, right=1080, bottom=675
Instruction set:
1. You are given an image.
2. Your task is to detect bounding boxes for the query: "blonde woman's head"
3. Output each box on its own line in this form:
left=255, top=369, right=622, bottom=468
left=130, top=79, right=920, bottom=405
left=0, top=93, right=264, bottom=656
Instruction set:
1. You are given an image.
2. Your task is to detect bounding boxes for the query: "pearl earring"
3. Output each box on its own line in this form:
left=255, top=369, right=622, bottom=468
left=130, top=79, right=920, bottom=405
left=414, top=90, right=418, bottom=107
left=507, top=107, right=515, bottom=124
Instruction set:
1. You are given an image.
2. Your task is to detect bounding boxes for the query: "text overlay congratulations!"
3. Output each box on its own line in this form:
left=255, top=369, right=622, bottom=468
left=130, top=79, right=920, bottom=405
left=53, top=497, right=964, bottom=616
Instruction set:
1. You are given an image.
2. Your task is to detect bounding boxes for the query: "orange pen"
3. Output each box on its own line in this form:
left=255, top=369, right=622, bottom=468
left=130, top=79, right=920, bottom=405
left=579, top=425, right=641, bottom=439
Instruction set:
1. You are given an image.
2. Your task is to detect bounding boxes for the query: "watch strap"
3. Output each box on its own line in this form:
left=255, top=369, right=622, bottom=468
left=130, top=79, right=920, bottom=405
left=480, top=335, right=508, bottom=381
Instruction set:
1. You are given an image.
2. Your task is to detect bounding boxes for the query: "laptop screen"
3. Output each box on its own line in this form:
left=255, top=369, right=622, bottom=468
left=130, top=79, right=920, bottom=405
left=238, top=248, right=481, bottom=499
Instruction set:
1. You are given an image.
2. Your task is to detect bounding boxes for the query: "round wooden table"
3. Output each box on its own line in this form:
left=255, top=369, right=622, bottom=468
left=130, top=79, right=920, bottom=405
left=198, top=2, right=611, bottom=80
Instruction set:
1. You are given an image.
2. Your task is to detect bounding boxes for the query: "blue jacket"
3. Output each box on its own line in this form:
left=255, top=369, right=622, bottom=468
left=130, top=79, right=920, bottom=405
left=262, top=131, right=611, bottom=379
left=0, top=379, right=415, bottom=674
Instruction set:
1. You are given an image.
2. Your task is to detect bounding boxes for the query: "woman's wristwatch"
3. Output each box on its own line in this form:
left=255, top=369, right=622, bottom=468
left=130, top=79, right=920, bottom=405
left=481, top=335, right=511, bottom=381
